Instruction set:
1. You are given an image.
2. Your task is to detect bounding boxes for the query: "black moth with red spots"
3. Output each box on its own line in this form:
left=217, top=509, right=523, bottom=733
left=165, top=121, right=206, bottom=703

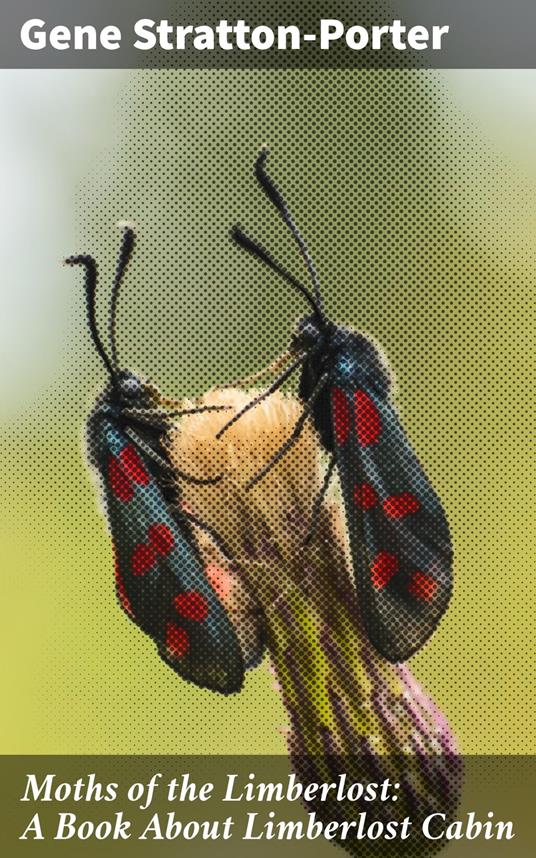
left=67, top=228, right=245, bottom=693
left=223, top=151, right=453, bottom=662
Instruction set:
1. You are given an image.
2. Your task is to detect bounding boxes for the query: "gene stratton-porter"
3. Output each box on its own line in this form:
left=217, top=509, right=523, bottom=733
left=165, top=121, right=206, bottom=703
left=20, top=18, right=450, bottom=52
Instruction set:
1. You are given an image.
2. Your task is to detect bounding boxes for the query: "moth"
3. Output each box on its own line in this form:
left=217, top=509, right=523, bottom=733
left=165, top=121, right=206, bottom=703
left=218, top=151, right=453, bottom=663
left=66, top=227, right=245, bottom=693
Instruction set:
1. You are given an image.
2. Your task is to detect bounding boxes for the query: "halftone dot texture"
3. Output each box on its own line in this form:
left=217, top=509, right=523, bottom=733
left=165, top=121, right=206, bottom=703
left=64, top=66, right=536, bottom=855
left=71, top=129, right=465, bottom=854
left=2, top=64, right=535, bottom=829
left=66, top=66, right=535, bottom=759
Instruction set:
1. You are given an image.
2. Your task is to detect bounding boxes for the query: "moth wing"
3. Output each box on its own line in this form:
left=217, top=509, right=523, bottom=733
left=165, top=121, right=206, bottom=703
left=95, top=422, right=245, bottom=694
left=330, top=385, right=453, bottom=662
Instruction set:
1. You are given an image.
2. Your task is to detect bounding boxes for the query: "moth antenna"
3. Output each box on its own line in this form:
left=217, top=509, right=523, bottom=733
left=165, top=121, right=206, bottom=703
left=231, top=226, right=324, bottom=324
left=109, top=226, right=136, bottom=370
left=254, top=148, right=325, bottom=316
left=65, top=253, right=116, bottom=382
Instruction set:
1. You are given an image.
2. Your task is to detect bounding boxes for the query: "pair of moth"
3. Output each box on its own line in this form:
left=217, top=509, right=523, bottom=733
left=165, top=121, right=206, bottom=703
left=67, top=152, right=452, bottom=695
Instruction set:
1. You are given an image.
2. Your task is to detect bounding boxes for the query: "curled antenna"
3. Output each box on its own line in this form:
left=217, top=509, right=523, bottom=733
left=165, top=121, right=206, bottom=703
left=231, top=226, right=324, bottom=324
left=255, top=149, right=324, bottom=315
left=65, top=253, right=116, bottom=382
left=109, top=226, right=136, bottom=369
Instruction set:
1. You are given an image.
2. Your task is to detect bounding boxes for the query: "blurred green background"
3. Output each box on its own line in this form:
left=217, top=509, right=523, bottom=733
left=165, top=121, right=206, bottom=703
left=1, top=68, right=535, bottom=755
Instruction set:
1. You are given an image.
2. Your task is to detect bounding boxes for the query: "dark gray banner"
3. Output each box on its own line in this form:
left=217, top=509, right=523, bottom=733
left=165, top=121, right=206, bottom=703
left=1, top=0, right=536, bottom=68
left=1, top=756, right=535, bottom=855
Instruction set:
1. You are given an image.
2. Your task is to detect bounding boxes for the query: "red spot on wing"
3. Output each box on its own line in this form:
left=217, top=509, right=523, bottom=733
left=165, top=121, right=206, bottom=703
left=113, top=548, right=135, bottom=618
left=370, top=551, right=399, bottom=590
left=354, top=389, right=382, bottom=446
left=166, top=622, right=189, bottom=658
left=148, top=523, right=175, bottom=556
left=383, top=492, right=420, bottom=519
left=408, top=571, right=437, bottom=602
left=354, top=482, right=378, bottom=509
left=130, top=524, right=174, bottom=578
left=108, top=455, right=134, bottom=502
left=331, top=387, right=351, bottom=446
left=107, top=444, right=150, bottom=503
left=131, top=543, right=157, bottom=576
left=174, top=591, right=209, bottom=622
left=120, top=444, right=150, bottom=486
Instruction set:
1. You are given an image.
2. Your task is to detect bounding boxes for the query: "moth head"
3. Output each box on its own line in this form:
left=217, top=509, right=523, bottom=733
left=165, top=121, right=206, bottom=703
left=290, top=314, right=324, bottom=353
left=115, top=368, right=140, bottom=398
left=115, top=369, right=159, bottom=409
left=116, top=369, right=142, bottom=398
